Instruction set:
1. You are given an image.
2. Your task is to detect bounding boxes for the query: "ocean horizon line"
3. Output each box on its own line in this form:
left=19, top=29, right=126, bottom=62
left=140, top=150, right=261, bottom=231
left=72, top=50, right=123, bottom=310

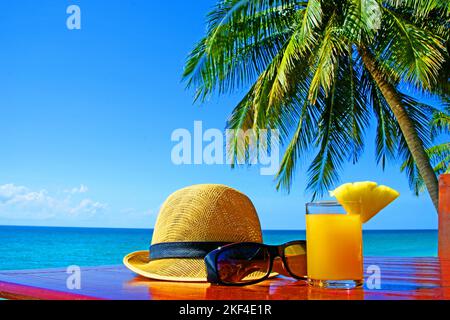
left=0, top=224, right=438, bottom=232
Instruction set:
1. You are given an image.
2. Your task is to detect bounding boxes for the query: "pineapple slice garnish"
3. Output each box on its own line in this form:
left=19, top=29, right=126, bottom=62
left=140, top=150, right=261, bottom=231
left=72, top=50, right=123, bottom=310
left=330, top=181, right=400, bottom=223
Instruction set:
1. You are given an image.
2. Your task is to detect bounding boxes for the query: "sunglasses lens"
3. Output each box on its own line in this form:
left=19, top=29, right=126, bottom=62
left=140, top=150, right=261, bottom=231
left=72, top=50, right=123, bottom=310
left=216, top=244, right=270, bottom=284
left=284, top=243, right=307, bottom=278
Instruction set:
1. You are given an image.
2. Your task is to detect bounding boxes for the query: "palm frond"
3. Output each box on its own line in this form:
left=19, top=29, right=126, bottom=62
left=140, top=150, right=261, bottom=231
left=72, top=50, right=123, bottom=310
left=375, top=7, right=446, bottom=90
left=306, top=91, right=344, bottom=200
left=383, top=0, right=450, bottom=18
left=184, top=0, right=449, bottom=201
left=345, top=48, right=371, bottom=163
left=306, top=55, right=370, bottom=199
left=400, top=105, right=449, bottom=193
left=431, top=106, right=450, bottom=135
left=398, top=95, right=438, bottom=194
left=183, top=0, right=302, bottom=101
left=401, top=141, right=450, bottom=194
left=343, top=0, right=382, bottom=43
left=428, top=143, right=450, bottom=165
left=225, top=47, right=308, bottom=166
left=275, top=90, right=320, bottom=191
left=356, top=56, right=399, bottom=169
left=307, top=15, right=345, bottom=104
left=296, top=0, right=323, bottom=48
left=226, top=86, right=257, bottom=166
left=267, top=1, right=324, bottom=109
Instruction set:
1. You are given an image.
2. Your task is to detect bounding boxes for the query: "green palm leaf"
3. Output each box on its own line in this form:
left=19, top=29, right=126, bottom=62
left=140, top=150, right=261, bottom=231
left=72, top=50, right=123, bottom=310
left=376, top=8, right=446, bottom=90
left=184, top=0, right=449, bottom=202
left=343, top=0, right=382, bottom=42
left=183, top=0, right=301, bottom=101
left=306, top=55, right=370, bottom=198
left=398, top=96, right=442, bottom=194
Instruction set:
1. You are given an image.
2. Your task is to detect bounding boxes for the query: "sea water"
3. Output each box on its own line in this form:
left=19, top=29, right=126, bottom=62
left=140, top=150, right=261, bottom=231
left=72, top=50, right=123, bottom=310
left=0, top=226, right=438, bottom=271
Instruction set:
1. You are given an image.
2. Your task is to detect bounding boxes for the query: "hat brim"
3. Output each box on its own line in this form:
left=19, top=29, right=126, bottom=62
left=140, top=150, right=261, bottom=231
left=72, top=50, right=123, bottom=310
left=124, top=250, right=209, bottom=282
left=124, top=250, right=279, bottom=282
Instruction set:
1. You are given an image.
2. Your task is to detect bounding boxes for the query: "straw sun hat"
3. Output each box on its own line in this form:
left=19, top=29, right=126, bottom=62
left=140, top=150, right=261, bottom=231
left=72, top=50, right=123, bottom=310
left=123, top=184, right=263, bottom=282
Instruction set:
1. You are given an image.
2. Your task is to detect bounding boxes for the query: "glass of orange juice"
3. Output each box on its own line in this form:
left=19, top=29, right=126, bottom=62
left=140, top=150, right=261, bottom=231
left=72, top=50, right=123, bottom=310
left=306, top=201, right=363, bottom=289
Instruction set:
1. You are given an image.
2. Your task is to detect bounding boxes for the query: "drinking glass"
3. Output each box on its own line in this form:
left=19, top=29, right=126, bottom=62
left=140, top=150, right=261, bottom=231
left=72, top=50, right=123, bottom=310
left=306, top=201, right=363, bottom=289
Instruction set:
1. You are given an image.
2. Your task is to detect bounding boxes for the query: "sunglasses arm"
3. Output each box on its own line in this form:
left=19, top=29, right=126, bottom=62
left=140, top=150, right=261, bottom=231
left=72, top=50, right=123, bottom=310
left=204, top=251, right=220, bottom=284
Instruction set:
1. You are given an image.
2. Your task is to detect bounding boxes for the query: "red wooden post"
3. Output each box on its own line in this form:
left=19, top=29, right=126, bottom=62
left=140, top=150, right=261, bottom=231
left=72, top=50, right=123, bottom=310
left=439, top=174, right=450, bottom=259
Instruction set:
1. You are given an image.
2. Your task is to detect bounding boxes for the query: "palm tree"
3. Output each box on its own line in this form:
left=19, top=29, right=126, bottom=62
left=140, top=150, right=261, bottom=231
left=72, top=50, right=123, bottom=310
left=183, top=0, right=449, bottom=210
left=402, top=106, right=450, bottom=194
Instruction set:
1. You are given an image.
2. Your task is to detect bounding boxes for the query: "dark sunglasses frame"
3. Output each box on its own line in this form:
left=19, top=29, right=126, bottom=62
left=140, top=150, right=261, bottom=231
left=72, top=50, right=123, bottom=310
left=204, top=241, right=307, bottom=286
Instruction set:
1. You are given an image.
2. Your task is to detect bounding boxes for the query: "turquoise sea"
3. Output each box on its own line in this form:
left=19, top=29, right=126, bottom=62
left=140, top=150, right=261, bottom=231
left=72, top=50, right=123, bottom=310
left=0, top=226, right=438, bottom=271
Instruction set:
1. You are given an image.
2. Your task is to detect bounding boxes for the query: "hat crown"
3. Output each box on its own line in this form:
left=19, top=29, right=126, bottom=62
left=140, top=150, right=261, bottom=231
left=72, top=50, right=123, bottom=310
left=152, top=184, right=262, bottom=244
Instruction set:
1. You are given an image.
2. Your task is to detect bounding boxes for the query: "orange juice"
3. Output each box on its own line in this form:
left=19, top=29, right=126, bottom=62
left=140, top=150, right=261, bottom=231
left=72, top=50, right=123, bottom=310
left=306, top=214, right=363, bottom=282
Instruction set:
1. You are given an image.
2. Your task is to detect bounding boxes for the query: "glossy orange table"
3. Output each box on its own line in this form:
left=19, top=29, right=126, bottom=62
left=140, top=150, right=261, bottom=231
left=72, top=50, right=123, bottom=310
left=1, top=257, right=450, bottom=300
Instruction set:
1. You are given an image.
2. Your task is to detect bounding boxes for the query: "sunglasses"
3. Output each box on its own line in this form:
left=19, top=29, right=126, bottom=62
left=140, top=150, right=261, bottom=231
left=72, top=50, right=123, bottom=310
left=204, top=241, right=307, bottom=286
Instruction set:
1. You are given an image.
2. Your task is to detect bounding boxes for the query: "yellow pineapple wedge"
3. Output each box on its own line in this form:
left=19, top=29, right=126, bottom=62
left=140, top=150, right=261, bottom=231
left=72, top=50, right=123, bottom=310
left=329, top=181, right=400, bottom=223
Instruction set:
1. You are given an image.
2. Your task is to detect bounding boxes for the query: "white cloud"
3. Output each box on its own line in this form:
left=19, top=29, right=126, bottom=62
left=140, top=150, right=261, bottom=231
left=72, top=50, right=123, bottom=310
left=0, top=184, right=29, bottom=200
left=0, top=183, right=107, bottom=220
left=65, top=184, right=89, bottom=194
left=69, top=199, right=107, bottom=216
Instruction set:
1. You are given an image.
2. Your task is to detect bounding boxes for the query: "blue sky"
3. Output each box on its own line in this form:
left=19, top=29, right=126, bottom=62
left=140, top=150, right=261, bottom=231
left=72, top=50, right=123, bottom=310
left=0, top=0, right=441, bottom=230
